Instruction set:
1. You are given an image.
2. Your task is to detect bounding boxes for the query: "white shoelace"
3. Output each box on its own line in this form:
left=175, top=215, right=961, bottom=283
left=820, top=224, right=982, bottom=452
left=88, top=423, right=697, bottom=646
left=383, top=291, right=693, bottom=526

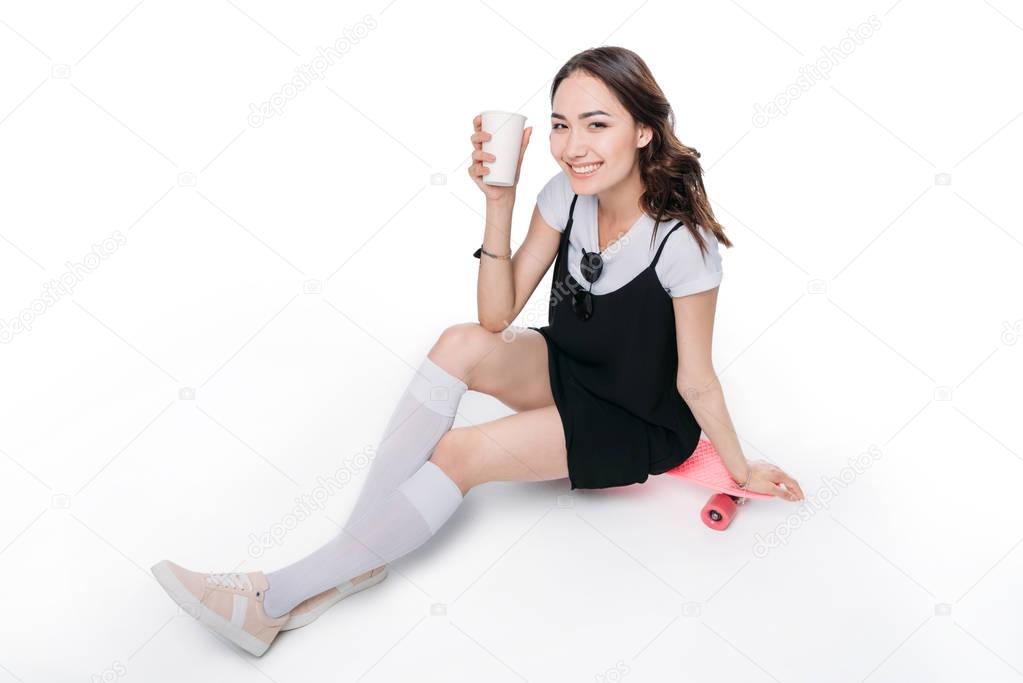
left=205, top=572, right=253, bottom=591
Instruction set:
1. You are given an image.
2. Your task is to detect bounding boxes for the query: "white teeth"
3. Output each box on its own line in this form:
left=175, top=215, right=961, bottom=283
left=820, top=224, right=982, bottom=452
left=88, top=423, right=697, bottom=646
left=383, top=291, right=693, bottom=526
left=571, top=162, right=602, bottom=174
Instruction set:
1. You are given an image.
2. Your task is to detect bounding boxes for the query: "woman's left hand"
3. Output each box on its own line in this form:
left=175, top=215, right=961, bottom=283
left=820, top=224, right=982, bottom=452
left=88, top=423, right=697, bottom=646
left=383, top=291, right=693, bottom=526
left=742, top=459, right=804, bottom=502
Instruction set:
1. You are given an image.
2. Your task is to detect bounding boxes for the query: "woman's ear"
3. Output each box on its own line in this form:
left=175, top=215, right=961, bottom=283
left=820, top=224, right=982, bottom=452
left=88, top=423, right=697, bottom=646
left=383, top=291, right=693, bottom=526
left=637, top=124, right=651, bottom=149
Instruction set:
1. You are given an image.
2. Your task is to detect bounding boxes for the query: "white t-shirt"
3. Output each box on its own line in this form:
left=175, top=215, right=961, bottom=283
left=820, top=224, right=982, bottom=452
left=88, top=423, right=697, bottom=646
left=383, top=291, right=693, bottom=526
left=536, top=171, right=723, bottom=298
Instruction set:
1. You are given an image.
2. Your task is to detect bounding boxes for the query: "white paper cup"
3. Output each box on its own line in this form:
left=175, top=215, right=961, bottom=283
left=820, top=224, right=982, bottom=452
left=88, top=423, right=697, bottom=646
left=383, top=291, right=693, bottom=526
left=481, top=110, right=527, bottom=186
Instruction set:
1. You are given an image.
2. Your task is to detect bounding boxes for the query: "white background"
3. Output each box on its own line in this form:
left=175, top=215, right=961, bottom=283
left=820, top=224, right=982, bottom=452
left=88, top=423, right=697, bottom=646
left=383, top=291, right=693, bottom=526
left=1, top=0, right=1021, bottom=681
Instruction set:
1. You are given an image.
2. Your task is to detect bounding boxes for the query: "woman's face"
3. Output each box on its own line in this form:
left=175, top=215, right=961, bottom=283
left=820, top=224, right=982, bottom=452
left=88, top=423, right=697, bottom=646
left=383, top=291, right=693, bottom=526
left=549, top=72, right=648, bottom=195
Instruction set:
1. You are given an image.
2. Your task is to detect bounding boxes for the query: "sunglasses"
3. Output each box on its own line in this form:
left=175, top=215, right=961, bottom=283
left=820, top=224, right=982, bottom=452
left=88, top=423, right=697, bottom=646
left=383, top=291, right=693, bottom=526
left=572, top=249, right=604, bottom=321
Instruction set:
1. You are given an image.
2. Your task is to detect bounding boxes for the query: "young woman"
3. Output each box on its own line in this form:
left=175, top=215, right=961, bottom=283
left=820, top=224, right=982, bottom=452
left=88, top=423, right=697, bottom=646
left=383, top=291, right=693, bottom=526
left=152, top=46, right=805, bottom=657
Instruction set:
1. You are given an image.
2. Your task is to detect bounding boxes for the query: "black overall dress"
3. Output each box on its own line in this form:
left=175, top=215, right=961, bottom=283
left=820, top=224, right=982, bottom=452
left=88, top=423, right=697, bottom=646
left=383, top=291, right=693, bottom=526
left=528, top=194, right=704, bottom=490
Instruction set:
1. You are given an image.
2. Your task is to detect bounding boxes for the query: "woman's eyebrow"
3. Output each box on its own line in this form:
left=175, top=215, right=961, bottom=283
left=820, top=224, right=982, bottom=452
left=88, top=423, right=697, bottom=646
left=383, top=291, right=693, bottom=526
left=550, top=110, right=612, bottom=120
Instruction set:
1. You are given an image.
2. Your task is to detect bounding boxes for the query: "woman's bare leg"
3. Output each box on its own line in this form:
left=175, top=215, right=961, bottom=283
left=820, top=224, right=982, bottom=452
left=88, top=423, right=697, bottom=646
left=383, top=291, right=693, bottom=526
left=347, top=323, right=552, bottom=520
left=421, top=323, right=565, bottom=491
left=429, top=405, right=568, bottom=494
left=429, top=323, right=554, bottom=412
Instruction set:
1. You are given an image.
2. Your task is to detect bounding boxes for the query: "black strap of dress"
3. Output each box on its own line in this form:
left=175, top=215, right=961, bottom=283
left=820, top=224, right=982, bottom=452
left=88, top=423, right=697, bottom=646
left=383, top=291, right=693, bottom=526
left=555, top=194, right=580, bottom=282
left=651, top=221, right=685, bottom=268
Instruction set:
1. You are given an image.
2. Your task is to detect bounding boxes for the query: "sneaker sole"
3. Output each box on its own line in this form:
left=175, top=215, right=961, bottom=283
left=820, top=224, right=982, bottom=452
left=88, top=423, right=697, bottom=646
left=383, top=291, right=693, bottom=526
left=151, top=560, right=274, bottom=657
left=280, top=566, right=389, bottom=631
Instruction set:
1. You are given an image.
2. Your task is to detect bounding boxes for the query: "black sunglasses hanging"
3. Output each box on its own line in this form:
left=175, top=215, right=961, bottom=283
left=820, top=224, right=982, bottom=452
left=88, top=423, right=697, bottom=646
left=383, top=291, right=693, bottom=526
left=572, top=248, right=604, bottom=321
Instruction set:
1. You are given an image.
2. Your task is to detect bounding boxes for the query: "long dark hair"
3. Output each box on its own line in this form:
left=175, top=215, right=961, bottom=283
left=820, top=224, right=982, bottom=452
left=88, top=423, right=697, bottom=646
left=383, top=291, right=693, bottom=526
left=550, top=46, right=732, bottom=256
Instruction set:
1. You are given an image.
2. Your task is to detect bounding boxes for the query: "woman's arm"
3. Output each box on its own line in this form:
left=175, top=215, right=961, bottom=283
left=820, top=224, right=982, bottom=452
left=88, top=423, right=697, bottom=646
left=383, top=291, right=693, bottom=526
left=476, top=200, right=560, bottom=332
left=476, top=194, right=516, bottom=329
left=672, top=287, right=747, bottom=478
left=672, top=287, right=804, bottom=501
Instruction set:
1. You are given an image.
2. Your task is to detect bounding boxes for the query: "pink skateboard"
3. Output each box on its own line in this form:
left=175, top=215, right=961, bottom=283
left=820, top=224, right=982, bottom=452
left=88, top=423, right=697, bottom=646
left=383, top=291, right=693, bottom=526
left=663, top=438, right=772, bottom=531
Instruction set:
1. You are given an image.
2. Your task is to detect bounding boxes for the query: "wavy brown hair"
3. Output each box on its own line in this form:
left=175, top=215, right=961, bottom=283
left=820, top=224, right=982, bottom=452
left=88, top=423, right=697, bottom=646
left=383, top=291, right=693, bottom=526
left=550, top=46, right=732, bottom=256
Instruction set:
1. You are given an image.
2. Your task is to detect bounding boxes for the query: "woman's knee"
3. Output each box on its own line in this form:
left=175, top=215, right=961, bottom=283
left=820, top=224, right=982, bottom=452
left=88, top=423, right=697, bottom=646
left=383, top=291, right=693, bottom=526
left=429, top=428, right=481, bottom=495
left=428, top=322, right=498, bottom=387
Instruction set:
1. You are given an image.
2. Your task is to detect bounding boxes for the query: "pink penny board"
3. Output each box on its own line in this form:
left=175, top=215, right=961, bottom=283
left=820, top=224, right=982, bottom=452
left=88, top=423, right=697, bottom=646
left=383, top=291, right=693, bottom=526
left=663, top=438, right=772, bottom=530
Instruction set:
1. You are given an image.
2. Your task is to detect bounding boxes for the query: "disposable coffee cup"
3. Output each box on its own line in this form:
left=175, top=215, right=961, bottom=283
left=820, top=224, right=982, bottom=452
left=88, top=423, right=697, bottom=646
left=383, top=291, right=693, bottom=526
left=481, top=110, right=527, bottom=186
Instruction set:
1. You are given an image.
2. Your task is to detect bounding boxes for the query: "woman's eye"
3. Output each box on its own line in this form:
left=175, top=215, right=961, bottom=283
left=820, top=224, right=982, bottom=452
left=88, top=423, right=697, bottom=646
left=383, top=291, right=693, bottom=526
left=551, top=122, right=607, bottom=130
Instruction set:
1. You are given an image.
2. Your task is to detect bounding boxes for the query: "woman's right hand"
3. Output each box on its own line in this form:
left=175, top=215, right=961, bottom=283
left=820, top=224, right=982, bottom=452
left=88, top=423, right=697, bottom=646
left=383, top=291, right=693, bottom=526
left=468, top=113, right=532, bottom=201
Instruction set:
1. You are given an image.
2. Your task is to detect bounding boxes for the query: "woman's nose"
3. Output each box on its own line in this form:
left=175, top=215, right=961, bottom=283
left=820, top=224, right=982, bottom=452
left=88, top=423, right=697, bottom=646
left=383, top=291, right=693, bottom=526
left=566, top=143, right=589, bottom=159
left=565, top=131, right=588, bottom=157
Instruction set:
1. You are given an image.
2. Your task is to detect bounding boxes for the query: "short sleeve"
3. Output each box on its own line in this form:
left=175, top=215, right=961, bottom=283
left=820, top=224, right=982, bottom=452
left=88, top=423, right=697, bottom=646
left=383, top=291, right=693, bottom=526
left=535, top=171, right=571, bottom=232
left=658, top=224, right=723, bottom=297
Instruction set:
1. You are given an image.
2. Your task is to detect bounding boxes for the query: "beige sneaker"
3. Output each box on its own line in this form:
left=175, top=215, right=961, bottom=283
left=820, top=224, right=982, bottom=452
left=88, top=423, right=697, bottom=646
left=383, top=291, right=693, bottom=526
left=151, top=560, right=289, bottom=657
left=281, top=565, right=388, bottom=631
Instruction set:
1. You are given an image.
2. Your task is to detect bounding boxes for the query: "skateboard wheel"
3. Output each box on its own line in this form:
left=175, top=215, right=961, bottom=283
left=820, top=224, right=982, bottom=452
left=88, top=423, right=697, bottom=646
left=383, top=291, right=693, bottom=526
left=702, top=493, right=737, bottom=531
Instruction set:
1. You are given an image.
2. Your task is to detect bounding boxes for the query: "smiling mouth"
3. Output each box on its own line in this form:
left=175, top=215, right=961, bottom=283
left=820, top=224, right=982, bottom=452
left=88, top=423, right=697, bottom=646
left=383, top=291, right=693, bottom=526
left=568, top=161, right=603, bottom=177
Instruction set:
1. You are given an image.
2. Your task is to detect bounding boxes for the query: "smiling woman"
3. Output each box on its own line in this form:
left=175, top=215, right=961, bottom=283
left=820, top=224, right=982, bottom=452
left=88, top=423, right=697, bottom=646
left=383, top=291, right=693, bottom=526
left=152, top=45, right=803, bottom=660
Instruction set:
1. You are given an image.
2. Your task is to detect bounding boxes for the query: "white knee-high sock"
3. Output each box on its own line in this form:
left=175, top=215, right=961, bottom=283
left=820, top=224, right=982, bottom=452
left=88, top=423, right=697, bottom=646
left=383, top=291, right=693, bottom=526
left=263, top=460, right=464, bottom=618
left=347, top=356, right=468, bottom=523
